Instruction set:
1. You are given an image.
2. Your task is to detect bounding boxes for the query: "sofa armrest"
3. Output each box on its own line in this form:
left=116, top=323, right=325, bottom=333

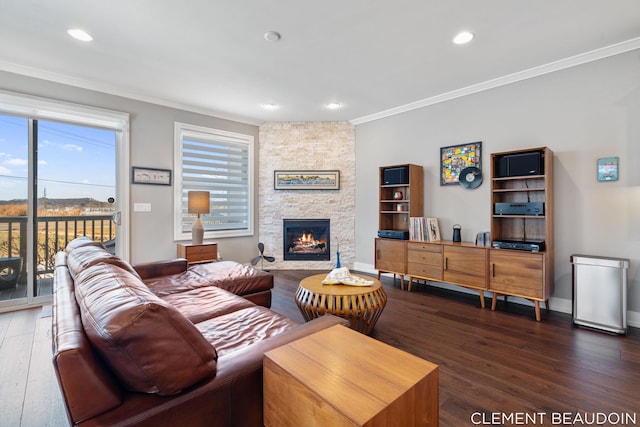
left=133, top=259, right=189, bottom=280
left=80, top=315, right=348, bottom=427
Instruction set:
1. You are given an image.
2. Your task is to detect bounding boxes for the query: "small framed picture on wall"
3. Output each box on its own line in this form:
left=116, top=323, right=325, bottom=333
left=597, top=157, right=618, bottom=182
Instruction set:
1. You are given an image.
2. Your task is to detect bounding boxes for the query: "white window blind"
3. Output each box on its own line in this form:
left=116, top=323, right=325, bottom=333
left=174, top=122, right=253, bottom=240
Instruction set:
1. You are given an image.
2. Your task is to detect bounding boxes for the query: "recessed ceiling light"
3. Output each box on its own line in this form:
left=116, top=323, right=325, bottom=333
left=261, top=103, right=279, bottom=110
left=453, top=31, right=474, bottom=45
left=264, top=31, right=281, bottom=42
left=67, top=28, right=93, bottom=42
left=325, top=102, right=342, bottom=110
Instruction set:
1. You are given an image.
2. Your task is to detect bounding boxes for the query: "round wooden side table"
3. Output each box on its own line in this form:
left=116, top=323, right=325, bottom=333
left=295, top=273, right=387, bottom=335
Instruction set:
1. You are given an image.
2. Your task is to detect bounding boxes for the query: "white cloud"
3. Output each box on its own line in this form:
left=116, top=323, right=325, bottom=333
left=5, top=157, right=27, bottom=166
left=63, top=144, right=83, bottom=152
left=82, top=179, right=90, bottom=184
left=38, top=160, right=47, bottom=165
left=0, top=166, right=11, bottom=174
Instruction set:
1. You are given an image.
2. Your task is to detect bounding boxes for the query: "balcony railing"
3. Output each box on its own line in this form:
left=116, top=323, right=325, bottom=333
left=0, top=215, right=116, bottom=278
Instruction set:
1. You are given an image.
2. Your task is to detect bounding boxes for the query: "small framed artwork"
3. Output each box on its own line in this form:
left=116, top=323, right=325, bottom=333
left=131, top=166, right=172, bottom=185
left=597, top=157, right=619, bottom=182
left=274, top=170, right=340, bottom=190
left=440, top=141, right=482, bottom=185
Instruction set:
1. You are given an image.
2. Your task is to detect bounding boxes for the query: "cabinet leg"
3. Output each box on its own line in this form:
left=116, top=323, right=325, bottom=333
left=545, top=299, right=550, bottom=312
left=534, top=301, right=541, bottom=321
left=407, top=277, right=413, bottom=292
left=491, top=293, right=497, bottom=311
left=377, top=271, right=381, bottom=280
left=478, top=290, right=485, bottom=309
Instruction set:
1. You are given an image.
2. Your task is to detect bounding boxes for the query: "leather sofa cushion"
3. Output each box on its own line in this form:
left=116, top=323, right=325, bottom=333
left=74, top=263, right=217, bottom=395
left=190, top=261, right=273, bottom=296
left=144, top=261, right=272, bottom=298
left=160, top=286, right=255, bottom=324
left=66, top=237, right=141, bottom=281
left=196, top=306, right=299, bottom=357
left=143, top=268, right=215, bottom=296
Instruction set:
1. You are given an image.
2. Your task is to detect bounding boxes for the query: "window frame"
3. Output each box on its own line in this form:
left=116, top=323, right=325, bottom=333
left=173, top=121, right=254, bottom=241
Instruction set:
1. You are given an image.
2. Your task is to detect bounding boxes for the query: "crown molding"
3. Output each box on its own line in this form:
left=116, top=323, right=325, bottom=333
left=0, top=60, right=263, bottom=126
left=351, top=36, right=640, bottom=125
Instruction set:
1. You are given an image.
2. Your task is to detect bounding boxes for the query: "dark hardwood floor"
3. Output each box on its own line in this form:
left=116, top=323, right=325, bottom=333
left=272, top=270, right=640, bottom=427
left=1, top=269, right=638, bottom=426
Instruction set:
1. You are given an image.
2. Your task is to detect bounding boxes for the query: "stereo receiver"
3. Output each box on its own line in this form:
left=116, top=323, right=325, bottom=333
left=494, top=202, right=544, bottom=216
left=492, top=240, right=545, bottom=252
left=378, top=229, right=409, bottom=240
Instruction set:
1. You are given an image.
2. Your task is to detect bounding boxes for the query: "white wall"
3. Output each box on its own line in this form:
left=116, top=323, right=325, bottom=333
left=354, top=50, right=640, bottom=317
left=0, top=70, right=260, bottom=264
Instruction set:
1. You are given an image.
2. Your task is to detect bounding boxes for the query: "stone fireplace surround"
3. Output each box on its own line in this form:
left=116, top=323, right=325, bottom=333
left=258, top=122, right=355, bottom=270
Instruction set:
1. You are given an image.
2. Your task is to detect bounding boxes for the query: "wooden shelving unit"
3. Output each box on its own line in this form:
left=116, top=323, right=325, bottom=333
left=378, top=164, right=424, bottom=232
left=488, top=147, right=554, bottom=321
left=375, top=164, right=423, bottom=278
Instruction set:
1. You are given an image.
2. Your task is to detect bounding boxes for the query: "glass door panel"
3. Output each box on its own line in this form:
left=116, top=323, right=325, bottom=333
left=0, top=114, right=28, bottom=303
left=35, top=120, right=116, bottom=297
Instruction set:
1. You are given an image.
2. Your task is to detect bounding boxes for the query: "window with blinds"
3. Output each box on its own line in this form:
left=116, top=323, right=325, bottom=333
left=174, top=122, right=254, bottom=240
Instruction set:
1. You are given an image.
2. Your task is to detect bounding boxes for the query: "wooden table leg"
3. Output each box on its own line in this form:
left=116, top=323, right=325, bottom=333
left=534, top=301, right=541, bottom=321
left=491, top=293, right=498, bottom=311
left=478, top=290, right=485, bottom=308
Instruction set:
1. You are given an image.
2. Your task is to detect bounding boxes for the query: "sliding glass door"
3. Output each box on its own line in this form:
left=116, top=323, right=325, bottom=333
left=0, top=93, right=128, bottom=310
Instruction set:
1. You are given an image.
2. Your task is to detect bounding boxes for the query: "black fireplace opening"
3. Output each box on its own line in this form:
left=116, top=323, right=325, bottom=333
left=283, top=219, right=330, bottom=261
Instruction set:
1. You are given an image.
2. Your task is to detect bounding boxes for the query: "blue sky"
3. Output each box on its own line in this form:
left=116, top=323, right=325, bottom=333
left=0, top=113, right=116, bottom=202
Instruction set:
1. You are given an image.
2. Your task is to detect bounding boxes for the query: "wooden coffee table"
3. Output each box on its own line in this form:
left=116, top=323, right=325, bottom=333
left=295, top=273, right=387, bottom=335
left=264, top=324, right=439, bottom=427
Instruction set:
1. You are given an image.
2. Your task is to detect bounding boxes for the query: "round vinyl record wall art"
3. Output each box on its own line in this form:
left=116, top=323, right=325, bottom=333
left=459, top=166, right=482, bottom=189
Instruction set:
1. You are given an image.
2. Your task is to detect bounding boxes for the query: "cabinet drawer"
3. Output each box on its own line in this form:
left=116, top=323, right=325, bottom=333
left=178, top=243, right=217, bottom=264
left=407, top=249, right=442, bottom=265
left=489, top=251, right=543, bottom=299
left=407, top=262, right=442, bottom=281
left=188, top=246, right=216, bottom=261
left=407, top=242, right=442, bottom=253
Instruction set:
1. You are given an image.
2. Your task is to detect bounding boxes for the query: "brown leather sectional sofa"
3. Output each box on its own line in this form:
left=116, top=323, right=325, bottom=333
left=52, top=237, right=345, bottom=426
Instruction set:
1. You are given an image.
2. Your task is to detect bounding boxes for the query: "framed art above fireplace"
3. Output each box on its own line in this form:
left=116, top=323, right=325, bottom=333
left=274, top=170, right=340, bottom=190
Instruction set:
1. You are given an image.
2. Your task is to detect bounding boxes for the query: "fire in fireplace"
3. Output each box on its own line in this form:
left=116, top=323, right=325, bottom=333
left=283, top=219, right=330, bottom=261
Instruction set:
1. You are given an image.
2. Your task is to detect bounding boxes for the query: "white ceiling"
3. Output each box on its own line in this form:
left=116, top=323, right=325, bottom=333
left=1, top=1, right=640, bottom=125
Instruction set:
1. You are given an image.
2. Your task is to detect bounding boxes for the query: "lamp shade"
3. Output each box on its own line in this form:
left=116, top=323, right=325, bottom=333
left=188, top=191, right=210, bottom=215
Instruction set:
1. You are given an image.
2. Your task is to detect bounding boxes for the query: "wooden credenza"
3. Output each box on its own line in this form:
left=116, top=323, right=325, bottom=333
left=376, top=239, right=550, bottom=319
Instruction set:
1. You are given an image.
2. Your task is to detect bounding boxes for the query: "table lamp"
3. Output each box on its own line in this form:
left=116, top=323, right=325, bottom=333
left=188, top=191, right=210, bottom=245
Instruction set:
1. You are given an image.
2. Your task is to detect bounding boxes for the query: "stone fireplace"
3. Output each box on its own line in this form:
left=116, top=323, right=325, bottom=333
left=283, top=219, right=330, bottom=261
left=258, top=121, right=355, bottom=270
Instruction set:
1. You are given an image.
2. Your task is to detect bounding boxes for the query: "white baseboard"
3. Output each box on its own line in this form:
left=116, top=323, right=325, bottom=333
left=352, top=262, right=639, bottom=328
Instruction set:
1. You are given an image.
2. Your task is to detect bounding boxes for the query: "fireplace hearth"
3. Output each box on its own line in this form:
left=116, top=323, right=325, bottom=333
left=283, top=219, right=330, bottom=261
